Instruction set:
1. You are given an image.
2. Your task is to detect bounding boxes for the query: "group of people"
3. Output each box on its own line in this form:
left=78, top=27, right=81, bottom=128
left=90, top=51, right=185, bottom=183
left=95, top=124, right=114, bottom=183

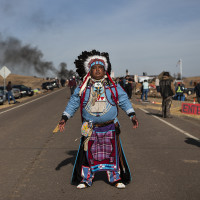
left=119, top=76, right=135, bottom=99
left=159, top=73, right=200, bottom=117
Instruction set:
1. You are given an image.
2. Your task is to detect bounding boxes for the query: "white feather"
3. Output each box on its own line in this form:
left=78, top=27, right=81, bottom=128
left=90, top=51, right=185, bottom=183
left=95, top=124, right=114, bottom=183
left=84, top=55, right=108, bottom=73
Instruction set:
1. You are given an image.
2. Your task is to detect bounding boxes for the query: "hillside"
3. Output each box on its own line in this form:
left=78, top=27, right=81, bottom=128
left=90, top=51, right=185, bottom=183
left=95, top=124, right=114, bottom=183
left=183, top=76, right=200, bottom=87
left=1, top=74, right=199, bottom=89
left=0, top=74, right=46, bottom=89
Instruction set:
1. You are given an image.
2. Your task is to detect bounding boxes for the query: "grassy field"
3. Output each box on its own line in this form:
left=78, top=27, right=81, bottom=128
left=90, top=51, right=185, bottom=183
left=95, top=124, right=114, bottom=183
left=0, top=74, right=46, bottom=89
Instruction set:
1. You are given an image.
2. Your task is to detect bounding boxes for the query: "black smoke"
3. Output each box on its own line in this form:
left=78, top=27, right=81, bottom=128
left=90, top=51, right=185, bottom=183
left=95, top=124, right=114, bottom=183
left=57, top=62, right=76, bottom=79
left=0, top=34, right=57, bottom=76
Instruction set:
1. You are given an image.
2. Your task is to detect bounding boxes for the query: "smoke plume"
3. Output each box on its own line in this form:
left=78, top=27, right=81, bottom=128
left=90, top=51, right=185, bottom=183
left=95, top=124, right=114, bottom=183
left=0, top=34, right=57, bottom=76
left=57, top=62, right=76, bottom=79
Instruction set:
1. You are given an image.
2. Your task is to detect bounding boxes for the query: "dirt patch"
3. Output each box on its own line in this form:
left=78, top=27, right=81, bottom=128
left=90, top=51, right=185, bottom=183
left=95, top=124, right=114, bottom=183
left=133, top=95, right=200, bottom=120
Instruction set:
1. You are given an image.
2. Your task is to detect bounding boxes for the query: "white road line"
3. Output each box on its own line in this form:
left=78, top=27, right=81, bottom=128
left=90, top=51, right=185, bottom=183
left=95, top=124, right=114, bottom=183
left=0, top=88, right=66, bottom=115
left=139, top=108, right=200, bottom=141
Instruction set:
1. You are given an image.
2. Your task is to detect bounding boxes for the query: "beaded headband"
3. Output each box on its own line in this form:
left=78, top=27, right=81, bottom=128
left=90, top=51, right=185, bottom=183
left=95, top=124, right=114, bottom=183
left=84, top=56, right=108, bottom=73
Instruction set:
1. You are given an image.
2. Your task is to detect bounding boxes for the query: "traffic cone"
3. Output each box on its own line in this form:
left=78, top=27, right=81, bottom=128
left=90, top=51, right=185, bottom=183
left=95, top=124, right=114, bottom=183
left=193, top=98, right=196, bottom=104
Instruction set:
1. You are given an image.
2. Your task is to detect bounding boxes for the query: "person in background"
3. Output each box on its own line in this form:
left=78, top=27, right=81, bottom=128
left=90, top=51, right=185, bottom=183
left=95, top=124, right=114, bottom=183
left=175, top=83, right=184, bottom=101
left=6, top=81, right=16, bottom=105
left=68, top=76, right=77, bottom=95
left=141, top=80, right=149, bottom=101
left=132, top=79, right=136, bottom=96
left=159, top=72, right=175, bottom=118
left=128, top=77, right=133, bottom=99
left=124, top=76, right=129, bottom=96
left=194, top=81, right=200, bottom=103
left=119, top=77, right=125, bottom=89
left=155, top=77, right=160, bottom=92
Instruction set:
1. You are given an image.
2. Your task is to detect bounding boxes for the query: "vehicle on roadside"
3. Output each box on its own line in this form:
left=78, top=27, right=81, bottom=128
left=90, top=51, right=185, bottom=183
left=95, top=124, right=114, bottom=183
left=51, top=80, right=60, bottom=88
left=0, top=89, right=6, bottom=105
left=41, top=82, right=54, bottom=90
left=183, top=87, right=195, bottom=95
left=0, top=86, right=21, bottom=99
left=13, top=85, right=34, bottom=97
left=12, top=88, right=21, bottom=99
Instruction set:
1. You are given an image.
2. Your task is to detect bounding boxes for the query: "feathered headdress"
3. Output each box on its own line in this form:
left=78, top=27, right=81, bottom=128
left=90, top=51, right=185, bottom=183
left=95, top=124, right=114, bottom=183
left=75, top=50, right=118, bottom=121
left=74, top=50, right=111, bottom=79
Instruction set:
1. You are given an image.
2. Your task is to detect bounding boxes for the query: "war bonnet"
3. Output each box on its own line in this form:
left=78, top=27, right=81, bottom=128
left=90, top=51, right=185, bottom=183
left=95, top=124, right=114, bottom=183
left=74, top=50, right=112, bottom=80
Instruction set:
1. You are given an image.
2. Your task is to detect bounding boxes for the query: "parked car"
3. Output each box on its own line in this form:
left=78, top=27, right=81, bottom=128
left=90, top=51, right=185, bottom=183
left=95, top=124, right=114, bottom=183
left=184, top=87, right=195, bottom=95
left=13, top=85, right=34, bottom=97
left=41, top=82, right=54, bottom=90
left=0, top=86, right=21, bottom=99
left=12, top=88, right=21, bottom=99
left=51, top=80, right=60, bottom=88
left=0, top=89, right=6, bottom=105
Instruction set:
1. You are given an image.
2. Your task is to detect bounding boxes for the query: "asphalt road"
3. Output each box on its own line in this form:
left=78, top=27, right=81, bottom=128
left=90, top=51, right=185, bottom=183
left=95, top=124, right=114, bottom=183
left=0, top=87, right=200, bottom=200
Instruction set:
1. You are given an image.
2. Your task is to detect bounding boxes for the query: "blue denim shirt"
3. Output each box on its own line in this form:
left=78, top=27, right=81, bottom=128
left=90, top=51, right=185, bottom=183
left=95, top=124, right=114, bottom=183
left=63, top=84, right=135, bottom=124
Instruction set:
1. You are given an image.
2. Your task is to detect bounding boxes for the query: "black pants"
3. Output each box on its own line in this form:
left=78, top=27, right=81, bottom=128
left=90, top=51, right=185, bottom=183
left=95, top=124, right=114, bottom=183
left=197, top=96, right=200, bottom=104
left=70, top=86, right=76, bottom=95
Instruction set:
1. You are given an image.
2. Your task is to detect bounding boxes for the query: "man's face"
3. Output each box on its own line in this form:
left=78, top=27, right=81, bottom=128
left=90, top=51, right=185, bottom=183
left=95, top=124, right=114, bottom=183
left=90, top=64, right=105, bottom=80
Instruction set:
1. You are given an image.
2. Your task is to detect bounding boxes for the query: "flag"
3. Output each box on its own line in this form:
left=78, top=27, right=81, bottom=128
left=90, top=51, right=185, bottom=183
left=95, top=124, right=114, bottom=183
left=53, top=124, right=60, bottom=133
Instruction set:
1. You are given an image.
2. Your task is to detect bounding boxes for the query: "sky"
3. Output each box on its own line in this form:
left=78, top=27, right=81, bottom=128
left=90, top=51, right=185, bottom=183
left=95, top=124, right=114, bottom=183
left=0, top=0, right=200, bottom=77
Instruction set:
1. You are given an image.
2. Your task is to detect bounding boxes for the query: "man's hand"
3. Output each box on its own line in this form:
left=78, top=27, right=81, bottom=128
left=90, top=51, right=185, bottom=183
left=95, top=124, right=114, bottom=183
left=131, top=116, right=139, bottom=129
left=59, top=119, right=66, bottom=132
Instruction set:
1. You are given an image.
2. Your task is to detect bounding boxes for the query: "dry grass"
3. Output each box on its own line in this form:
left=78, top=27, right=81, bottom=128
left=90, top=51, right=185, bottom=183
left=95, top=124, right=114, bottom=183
left=183, top=76, right=200, bottom=87
left=0, top=74, right=45, bottom=89
left=133, top=96, right=200, bottom=120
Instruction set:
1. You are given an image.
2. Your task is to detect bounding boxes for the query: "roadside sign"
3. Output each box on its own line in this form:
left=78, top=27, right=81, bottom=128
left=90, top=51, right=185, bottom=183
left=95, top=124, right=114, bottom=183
left=182, top=103, right=200, bottom=115
left=0, top=66, right=11, bottom=79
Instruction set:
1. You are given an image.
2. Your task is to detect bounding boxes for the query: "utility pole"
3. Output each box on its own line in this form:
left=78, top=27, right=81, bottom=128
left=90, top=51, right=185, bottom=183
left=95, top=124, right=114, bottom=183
left=176, top=59, right=182, bottom=80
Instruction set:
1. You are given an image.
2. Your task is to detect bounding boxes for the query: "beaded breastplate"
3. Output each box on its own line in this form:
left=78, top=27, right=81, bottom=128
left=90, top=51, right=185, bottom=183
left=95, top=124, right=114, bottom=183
left=85, top=82, right=112, bottom=116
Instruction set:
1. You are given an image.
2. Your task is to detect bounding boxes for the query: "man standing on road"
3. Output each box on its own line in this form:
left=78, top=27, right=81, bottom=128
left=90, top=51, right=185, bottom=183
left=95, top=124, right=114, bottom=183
left=159, top=72, right=175, bottom=118
left=58, top=50, right=138, bottom=189
left=6, top=81, right=16, bottom=105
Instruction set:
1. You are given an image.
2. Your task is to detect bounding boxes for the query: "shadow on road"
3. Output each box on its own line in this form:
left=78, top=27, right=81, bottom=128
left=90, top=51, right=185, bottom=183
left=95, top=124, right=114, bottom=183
left=55, top=150, right=77, bottom=170
left=93, top=171, right=109, bottom=184
left=146, top=112, right=163, bottom=117
left=185, top=137, right=200, bottom=148
left=55, top=150, right=110, bottom=184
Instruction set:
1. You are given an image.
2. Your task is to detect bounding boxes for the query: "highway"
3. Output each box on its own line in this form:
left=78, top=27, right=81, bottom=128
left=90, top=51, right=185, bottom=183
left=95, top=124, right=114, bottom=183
left=0, top=87, right=200, bottom=200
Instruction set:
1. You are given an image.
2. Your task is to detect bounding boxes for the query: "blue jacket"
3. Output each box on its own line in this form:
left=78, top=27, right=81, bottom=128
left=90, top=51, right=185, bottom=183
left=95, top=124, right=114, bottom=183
left=63, top=83, right=135, bottom=124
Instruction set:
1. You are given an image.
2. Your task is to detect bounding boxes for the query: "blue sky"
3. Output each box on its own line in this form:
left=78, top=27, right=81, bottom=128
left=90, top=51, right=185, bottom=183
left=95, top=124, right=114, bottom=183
left=0, top=0, right=200, bottom=77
